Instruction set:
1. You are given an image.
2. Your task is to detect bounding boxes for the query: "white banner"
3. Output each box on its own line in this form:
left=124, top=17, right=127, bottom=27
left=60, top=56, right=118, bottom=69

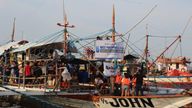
left=103, top=62, right=115, bottom=76
left=95, top=40, right=124, bottom=59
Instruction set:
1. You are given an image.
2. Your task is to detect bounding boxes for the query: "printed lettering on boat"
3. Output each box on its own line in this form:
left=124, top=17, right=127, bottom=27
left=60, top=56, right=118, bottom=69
left=99, top=98, right=155, bottom=108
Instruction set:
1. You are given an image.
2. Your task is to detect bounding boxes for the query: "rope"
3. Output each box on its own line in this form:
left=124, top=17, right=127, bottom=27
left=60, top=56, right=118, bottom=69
left=181, top=16, right=192, bottom=36
left=170, top=40, right=180, bottom=58
left=148, top=35, right=178, bottom=38
left=179, top=38, right=183, bottom=57
left=123, top=5, right=157, bottom=36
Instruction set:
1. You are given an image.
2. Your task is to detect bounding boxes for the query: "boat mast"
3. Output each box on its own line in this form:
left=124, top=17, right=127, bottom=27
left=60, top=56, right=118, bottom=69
left=11, top=18, right=16, bottom=42
left=112, top=4, right=115, bottom=42
left=57, top=1, right=74, bottom=56
left=144, top=24, right=149, bottom=68
left=110, top=4, right=116, bottom=94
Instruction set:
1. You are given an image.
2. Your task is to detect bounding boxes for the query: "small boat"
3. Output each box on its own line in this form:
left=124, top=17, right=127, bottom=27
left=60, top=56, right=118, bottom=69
left=146, top=56, right=192, bottom=89
left=145, top=76, right=192, bottom=89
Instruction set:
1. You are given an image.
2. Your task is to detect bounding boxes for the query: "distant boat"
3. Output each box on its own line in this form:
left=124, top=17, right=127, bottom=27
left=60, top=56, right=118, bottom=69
left=145, top=56, right=192, bottom=89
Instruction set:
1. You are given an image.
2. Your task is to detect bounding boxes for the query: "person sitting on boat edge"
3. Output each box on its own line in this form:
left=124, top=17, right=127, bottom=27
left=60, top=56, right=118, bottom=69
left=121, top=73, right=130, bottom=96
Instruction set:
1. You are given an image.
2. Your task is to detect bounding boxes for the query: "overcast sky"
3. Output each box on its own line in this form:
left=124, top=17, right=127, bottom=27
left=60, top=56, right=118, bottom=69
left=0, top=0, right=192, bottom=58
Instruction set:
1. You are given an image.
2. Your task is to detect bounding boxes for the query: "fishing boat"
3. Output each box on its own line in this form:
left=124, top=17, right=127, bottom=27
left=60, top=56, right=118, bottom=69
left=53, top=5, right=192, bottom=108
left=0, top=3, right=192, bottom=108
left=143, top=35, right=192, bottom=89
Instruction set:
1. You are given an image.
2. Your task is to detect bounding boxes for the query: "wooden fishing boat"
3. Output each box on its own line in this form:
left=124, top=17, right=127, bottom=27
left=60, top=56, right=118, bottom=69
left=92, top=95, right=192, bottom=108
left=1, top=3, right=191, bottom=108
left=52, top=90, right=192, bottom=108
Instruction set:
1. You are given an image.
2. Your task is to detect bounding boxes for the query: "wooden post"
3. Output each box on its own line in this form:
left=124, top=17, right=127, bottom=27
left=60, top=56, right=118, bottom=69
left=110, top=4, right=116, bottom=94
left=44, top=61, right=47, bottom=92
left=23, top=68, right=25, bottom=89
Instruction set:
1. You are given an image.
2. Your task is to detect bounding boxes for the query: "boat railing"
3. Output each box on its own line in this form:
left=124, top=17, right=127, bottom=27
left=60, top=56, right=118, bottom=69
left=0, top=74, right=60, bottom=90
left=0, top=74, right=110, bottom=95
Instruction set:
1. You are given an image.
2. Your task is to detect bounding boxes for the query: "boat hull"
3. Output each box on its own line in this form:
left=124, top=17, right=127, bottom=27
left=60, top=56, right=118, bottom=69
left=145, top=76, right=192, bottom=89
left=93, top=95, right=192, bottom=108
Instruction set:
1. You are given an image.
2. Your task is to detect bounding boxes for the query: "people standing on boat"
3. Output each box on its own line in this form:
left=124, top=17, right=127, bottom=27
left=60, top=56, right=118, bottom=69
left=32, top=62, right=42, bottom=84
left=10, top=61, right=19, bottom=83
left=61, top=67, right=72, bottom=89
left=4, top=64, right=10, bottom=83
left=24, top=61, right=31, bottom=84
left=135, top=64, right=145, bottom=96
left=121, top=73, right=130, bottom=96
left=114, top=69, right=122, bottom=96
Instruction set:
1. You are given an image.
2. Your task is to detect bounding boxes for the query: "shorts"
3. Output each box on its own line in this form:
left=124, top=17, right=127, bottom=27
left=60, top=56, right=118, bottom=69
left=122, top=85, right=129, bottom=90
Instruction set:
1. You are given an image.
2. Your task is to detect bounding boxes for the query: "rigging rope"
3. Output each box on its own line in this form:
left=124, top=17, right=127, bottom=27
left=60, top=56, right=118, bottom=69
left=148, top=35, right=178, bottom=38
left=123, top=5, right=157, bottom=36
left=170, top=40, right=180, bottom=58
left=181, top=16, right=192, bottom=36
left=67, top=34, right=104, bottom=76
left=179, top=38, right=182, bottom=57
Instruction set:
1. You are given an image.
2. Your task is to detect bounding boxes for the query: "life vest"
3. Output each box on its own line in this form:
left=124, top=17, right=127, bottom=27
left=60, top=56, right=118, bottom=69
left=121, top=78, right=130, bottom=85
left=115, top=75, right=122, bottom=84
left=132, top=77, right=137, bottom=87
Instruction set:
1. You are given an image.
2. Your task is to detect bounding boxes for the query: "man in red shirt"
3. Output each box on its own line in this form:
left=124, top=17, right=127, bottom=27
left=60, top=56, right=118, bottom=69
left=25, top=61, right=31, bottom=84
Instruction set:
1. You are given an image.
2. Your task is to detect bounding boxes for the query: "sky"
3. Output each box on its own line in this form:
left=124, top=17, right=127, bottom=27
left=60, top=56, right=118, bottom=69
left=0, top=0, right=192, bottom=59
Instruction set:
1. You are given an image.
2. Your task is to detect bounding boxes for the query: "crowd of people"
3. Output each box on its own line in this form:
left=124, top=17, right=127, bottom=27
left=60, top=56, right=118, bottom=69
left=93, top=63, right=146, bottom=96
left=0, top=60, right=44, bottom=85
left=113, top=66, right=146, bottom=96
left=0, top=54, right=146, bottom=96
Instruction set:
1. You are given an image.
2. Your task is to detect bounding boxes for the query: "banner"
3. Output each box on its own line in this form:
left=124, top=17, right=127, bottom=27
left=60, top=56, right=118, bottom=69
left=103, top=62, right=115, bottom=76
left=95, top=40, right=124, bottom=59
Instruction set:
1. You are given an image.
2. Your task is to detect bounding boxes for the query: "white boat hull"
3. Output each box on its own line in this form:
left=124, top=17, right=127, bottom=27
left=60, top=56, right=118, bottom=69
left=93, top=96, right=192, bottom=108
